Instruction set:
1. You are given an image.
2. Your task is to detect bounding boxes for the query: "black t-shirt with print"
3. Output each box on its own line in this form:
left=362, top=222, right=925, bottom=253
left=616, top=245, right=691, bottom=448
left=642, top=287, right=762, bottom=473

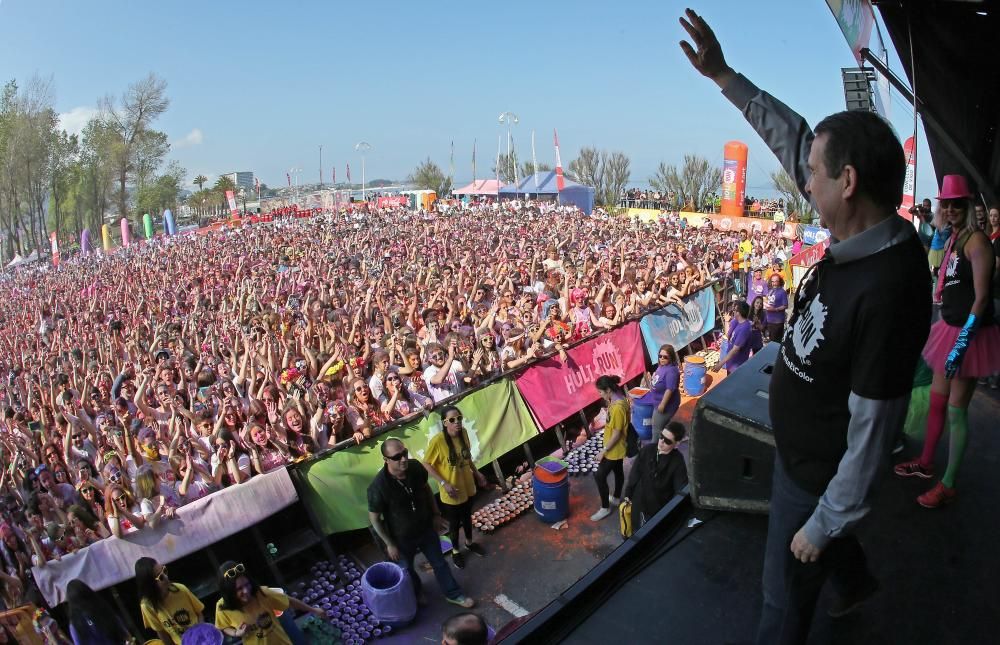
left=770, top=234, right=931, bottom=496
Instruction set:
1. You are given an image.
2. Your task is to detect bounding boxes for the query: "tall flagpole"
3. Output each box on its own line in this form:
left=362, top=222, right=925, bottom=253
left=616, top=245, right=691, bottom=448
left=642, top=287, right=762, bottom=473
left=531, top=130, right=539, bottom=194
left=472, top=139, right=477, bottom=185
left=496, top=134, right=501, bottom=194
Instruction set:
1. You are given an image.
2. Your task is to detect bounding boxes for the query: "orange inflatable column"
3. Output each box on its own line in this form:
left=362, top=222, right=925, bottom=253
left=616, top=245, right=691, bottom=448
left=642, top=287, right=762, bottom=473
left=720, top=141, right=748, bottom=217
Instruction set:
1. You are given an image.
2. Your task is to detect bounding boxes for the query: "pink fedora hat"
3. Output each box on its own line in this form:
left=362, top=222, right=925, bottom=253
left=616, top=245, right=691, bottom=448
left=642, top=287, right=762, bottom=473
left=937, top=174, right=972, bottom=200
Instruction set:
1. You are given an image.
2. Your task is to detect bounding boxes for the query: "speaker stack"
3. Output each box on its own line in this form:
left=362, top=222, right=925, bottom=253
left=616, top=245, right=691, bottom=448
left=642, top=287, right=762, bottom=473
left=689, top=342, right=779, bottom=513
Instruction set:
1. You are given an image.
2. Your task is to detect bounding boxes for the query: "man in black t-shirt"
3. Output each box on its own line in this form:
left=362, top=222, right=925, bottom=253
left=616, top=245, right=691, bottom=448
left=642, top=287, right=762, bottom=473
left=368, top=438, right=475, bottom=609
left=682, top=10, right=932, bottom=644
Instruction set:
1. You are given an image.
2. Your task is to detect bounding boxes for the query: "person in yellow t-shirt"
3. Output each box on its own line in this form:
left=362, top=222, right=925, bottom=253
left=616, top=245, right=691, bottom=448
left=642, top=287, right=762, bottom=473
left=591, top=375, right=631, bottom=522
left=423, top=405, right=490, bottom=570
left=738, top=229, right=754, bottom=271
left=136, top=557, right=205, bottom=644
left=214, top=561, right=325, bottom=645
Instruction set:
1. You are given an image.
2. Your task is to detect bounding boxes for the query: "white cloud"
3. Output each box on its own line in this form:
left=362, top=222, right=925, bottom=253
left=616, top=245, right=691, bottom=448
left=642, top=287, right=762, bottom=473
left=173, top=128, right=204, bottom=148
left=57, top=106, right=99, bottom=137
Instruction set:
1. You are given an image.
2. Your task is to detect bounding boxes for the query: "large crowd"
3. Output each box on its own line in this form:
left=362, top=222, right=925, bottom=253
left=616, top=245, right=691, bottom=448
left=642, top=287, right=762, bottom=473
left=0, top=200, right=800, bottom=611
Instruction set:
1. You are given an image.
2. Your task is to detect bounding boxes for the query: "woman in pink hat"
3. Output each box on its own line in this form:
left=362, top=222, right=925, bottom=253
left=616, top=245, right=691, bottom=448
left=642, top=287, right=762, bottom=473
left=895, top=175, right=1000, bottom=507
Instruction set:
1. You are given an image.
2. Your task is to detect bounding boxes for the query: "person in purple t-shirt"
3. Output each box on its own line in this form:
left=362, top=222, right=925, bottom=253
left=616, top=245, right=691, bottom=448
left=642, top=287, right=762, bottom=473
left=638, top=344, right=681, bottom=434
left=716, top=301, right=752, bottom=372
left=764, top=274, right=789, bottom=342
left=747, top=267, right=769, bottom=304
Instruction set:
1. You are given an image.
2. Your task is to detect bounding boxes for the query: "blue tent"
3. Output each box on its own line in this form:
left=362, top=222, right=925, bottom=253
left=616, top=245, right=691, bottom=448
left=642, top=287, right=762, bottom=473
left=497, top=170, right=595, bottom=215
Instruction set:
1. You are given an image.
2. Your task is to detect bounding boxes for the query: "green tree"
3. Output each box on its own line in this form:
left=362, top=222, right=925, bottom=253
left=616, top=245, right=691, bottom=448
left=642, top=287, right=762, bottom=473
left=770, top=169, right=815, bottom=224
left=493, top=151, right=519, bottom=184
left=136, top=160, right=185, bottom=219
left=99, top=73, right=169, bottom=222
left=48, top=129, right=80, bottom=239
left=79, top=117, right=117, bottom=233
left=0, top=76, right=61, bottom=258
left=212, top=175, right=237, bottom=209
left=599, top=152, right=631, bottom=208
left=519, top=161, right=552, bottom=181
left=649, top=155, right=721, bottom=211
left=408, top=157, right=452, bottom=195
left=193, top=174, right=208, bottom=191
left=567, top=147, right=601, bottom=189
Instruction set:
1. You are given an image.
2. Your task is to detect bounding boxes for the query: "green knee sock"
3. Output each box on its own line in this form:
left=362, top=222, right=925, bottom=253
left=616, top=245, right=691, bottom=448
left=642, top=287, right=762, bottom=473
left=941, top=406, right=968, bottom=489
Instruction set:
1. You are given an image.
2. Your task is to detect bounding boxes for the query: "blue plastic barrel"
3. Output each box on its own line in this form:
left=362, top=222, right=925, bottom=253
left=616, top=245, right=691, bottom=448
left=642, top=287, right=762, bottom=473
left=361, top=561, right=416, bottom=626
left=683, top=355, right=708, bottom=396
left=533, top=474, right=570, bottom=523
left=630, top=402, right=654, bottom=442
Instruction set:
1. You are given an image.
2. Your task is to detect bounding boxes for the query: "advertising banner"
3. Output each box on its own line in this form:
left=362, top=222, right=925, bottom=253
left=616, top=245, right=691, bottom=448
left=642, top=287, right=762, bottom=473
left=826, top=0, right=875, bottom=65
left=681, top=212, right=800, bottom=240
left=799, top=224, right=830, bottom=246
left=376, top=196, right=408, bottom=208
left=226, top=189, right=239, bottom=216
left=297, top=379, right=538, bottom=535
left=789, top=237, right=831, bottom=267
left=898, top=136, right=917, bottom=222
left=514, top=322, right=646, bottom=430
left=638, top=288, right=717, bottom=361
left=49, top=231, right=59, bottom=266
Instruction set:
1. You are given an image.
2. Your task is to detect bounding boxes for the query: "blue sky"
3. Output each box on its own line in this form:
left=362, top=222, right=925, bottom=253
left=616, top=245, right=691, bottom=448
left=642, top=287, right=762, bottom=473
left=0, top=0, right=938, bottom=200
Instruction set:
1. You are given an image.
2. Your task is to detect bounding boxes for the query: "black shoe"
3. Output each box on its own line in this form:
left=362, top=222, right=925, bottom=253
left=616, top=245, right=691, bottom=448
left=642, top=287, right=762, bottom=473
left=467, top=542, right=487, bottom=557
left=451, top=551, right=465, bottom=569
left=828, top=577, right=880, bottom=618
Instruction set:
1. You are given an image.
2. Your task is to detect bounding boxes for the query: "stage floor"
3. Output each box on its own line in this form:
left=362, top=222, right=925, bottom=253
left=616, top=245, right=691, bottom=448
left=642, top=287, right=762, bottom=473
left=564, top=385, right=1000, bottom=644
left=352, top=379, right=1000, bottom=644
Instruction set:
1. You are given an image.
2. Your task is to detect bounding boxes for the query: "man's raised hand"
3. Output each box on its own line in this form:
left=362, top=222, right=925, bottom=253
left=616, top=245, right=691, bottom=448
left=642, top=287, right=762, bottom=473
left=678, top=8, right=735, bottom=89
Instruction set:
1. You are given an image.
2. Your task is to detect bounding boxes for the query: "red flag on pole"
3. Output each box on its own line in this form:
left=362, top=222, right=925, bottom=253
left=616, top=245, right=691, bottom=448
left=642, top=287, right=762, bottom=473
left=347, top=164, right=351, bottom=182
left=554, top=129, right=566, bottom=192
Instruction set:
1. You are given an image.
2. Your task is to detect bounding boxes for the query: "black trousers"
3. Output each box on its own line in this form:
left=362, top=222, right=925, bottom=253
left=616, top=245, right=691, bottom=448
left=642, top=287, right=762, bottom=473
left=594, top=458, right=624, bottom=508
left=440, top=498, right=474, bottom=547
left=756, top=457, right=875, bottom=645
left=766, top=322, right=785, bottom=343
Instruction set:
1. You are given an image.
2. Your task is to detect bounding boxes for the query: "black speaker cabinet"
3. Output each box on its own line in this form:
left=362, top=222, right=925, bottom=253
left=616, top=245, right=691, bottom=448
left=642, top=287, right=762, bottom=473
left=689, top=342, right=779, bottom=513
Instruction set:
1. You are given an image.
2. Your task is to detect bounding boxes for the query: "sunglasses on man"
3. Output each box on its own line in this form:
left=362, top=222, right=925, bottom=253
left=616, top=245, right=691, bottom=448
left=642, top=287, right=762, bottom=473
left=385, top=448, right=409, bottom=462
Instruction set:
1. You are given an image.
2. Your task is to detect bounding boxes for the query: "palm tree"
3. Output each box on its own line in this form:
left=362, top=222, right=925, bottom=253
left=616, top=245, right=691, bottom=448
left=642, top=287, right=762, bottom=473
left=193, top=174, right=208, bottom=191
left=213, top=175, right=236, bottom=192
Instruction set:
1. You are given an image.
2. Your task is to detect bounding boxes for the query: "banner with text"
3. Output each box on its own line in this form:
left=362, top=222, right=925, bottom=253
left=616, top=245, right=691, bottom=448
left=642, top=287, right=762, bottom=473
left=297, top=378, right=539, bottom=535
left=639, top=288, right=717, bottom=363
left=226, top=190, right=239, bottom=216
left=799, top=224, right=830, bottom=246
left=514, top=322, right=646, bottom=430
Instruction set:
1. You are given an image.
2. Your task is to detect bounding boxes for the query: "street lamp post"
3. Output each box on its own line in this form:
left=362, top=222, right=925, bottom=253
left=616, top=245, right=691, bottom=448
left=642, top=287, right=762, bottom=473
left=354, top=141, right=372, bottom=202
left=288, top=167, right=302, bottom=205
left=498, top=111, right=519, bottom=185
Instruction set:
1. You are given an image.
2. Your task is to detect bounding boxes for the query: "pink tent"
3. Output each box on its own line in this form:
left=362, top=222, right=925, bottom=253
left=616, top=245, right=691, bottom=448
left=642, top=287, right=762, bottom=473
left=452, top=179, right=504, bottom=196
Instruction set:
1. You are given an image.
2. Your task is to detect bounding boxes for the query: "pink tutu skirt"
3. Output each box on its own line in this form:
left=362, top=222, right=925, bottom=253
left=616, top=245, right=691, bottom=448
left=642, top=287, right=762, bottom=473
left=922, top=319, right=1000, bottom=378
